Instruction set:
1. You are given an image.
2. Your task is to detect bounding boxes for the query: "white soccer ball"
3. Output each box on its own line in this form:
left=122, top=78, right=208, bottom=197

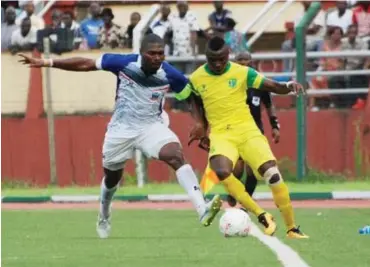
left=219, top=208, right=252, bottom=237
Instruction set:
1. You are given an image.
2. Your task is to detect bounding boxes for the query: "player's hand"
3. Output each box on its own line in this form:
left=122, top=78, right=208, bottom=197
left=18, top=53, right=45, bottom=68
left=287, top=81, right=305, bottom=95
left=272, top=129, right=280, bottom=144
left=188, top=122, right=207, bottom=146
left=198, top=137, right=210, bottom=152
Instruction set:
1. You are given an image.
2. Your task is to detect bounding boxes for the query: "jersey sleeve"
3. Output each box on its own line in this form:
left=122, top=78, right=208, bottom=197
left=162, top=62, right=189, bottom=96
left=246, top=67, right=266, bottom=89
left=95, top=53, right=138, bottom=74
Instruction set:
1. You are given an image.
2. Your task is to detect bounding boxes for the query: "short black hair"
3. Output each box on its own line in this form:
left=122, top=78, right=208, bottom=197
left=207, top=36, right=225, bottom=52
left=140, top=33, right=164, bottom=51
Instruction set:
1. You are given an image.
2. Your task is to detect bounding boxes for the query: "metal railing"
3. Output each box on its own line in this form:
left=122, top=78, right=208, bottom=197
left=242, top=0, right=278, bottom=34
left=247, top=0, right=295, bottom=48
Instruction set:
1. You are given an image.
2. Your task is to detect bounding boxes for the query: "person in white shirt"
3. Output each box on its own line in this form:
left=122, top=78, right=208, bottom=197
left=326, top=1, right=353, bottom=35
left=16, top=1, right=45, bottom=30
left=10, top=17, right=37, bottom=54
left=151, top=4, right=172, bottom=55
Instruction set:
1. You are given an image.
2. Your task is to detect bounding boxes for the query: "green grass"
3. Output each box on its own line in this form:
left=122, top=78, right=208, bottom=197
left=2, top=208, right=370, bottom=267
left=2, top=181, right=370, bottom=197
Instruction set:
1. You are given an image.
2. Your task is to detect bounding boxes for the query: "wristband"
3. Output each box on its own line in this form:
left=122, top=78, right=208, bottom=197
left=43, top=59, right=53, bottom=67
left=286, top=81, right=294, bottom=89
left=270, top=116, right=280, bottom=130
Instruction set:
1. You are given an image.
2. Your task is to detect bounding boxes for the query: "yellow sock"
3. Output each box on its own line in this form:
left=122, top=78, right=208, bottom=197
left=270, top=182, right=296, bottom=230
left=222, top=174, right=265, bottom=216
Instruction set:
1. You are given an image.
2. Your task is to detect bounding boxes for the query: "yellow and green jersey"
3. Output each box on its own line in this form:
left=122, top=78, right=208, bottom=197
left=176, top=62, right=266, bottom=133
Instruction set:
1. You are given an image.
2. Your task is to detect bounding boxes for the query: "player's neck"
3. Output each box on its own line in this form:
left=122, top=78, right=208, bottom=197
left=204, top=62, right=231, bottom=75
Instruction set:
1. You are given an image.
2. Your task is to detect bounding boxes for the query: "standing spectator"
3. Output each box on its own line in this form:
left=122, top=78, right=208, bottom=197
left=341, top=24, right=368, bottom=108
left=352, top=1, right=370, bottom=42
left=16, top=1, right=44, bottom=30
left=97, top=8, right=124, bottom=50
left=10, top=17, right=37, bottom=54
left=61, top=11, right=82, bottom=49
left=223, top=18, right=248, bottom=54
left=1, top=6, right=18, bottom=51
left=124, top=12, right=152, bottom=49
left=168, top=1, right=199, bottom=72
left=80, top=2, right=103, bottom=49
left=207, top=1, right=232, bottom=35
left=151, top=4, right=172, bottom=55
left=326, top=1, right=353, bottom=35
left=316, top=27, right=346, bottom=108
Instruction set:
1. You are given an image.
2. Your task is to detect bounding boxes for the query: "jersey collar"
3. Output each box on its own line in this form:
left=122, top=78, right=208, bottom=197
left=204, top=62, right=231, bottom=75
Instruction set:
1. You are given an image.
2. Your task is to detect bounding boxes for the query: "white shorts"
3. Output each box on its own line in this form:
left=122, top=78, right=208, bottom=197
left=102, top=122, right=179, bottom=171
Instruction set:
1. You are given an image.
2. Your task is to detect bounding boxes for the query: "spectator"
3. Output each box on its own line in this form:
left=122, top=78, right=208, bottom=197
left=124, top=12, right=152, bottom=49
left=326, top=1, right=353, bottom=35
left=1, top=6, right=18, bottom=51
left=223, top=18, right=248, bottom=54
left=10, top=17, right=37, bottom=54
left=317, top=27, right=346, bottom=108
left=97, top=8, right=124, bottom=50
left=48, top=9, right=63, bottom=29
left=1, top=7, right=5, bottom=23
left=61, top=11, right=82, bottom=48
left=207, top=1, right=232, bottom=35
left=16, top=1, right=44, bottom=30
left=79, top=2, right=104, bottom=49
left=352, top=1, right=370, bottom=41
left=281, top=1, right=326, bottom=72
left=168, top=1, right=199, bottom=67
left=151, top=4, right=172, bottom=55
left=341, top=24, right=368, bottom=108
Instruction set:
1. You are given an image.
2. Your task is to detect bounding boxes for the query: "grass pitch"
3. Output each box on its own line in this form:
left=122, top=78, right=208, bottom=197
left=2, top=208, right=370, bottom=267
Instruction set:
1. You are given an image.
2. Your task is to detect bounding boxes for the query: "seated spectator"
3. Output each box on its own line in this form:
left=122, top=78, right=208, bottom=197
left=151, top=4, right=172, bottom=55
left=352, top=1, right=370, bottom=42
left=282, top=1, right=326, bottom=72
left=48, top=9, right=63, bottom=29
left=16, top=1, right=44, bottom=30
left=61, top=11, right=82, bottom=49
left=342, top=24, right=369, bottom=109
left=207, top=1, right=232, bottom=35
left=1, top=6, right=18, bottom=51
left=97, top=8, right=124, bottom=50
left=124, top=12, right=152, bottom=49
left=80, top=2, right=103, bottom=49
left=10, top=17, right=37, bottom=54
left=315, top=27, right=346, bottom=109
left=223, top=18, right=248, bottom=54
left=326, top=1, right=353, bottom=35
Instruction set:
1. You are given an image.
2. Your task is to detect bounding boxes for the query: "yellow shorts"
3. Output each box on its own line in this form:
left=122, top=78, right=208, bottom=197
left=208, top=130, right=276, bottom=180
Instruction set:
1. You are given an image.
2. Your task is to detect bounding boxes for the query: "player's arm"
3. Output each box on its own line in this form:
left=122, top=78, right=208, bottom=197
left=262, top=92, right=280, bottom=144
left=18, top=53, right=98, bottom=71
left=246, top=67, right=304, bottom=95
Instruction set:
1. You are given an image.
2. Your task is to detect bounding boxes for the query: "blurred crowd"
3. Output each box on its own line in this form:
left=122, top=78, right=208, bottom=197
left=1, top=0, right=369, bottom=111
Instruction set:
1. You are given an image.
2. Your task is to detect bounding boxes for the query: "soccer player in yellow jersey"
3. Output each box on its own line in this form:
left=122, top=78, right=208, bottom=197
left=176, top=36, right=308, bottom=239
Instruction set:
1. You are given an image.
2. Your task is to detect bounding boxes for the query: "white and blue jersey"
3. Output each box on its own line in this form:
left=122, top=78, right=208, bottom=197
left=95, top=53, right=188, bottom=137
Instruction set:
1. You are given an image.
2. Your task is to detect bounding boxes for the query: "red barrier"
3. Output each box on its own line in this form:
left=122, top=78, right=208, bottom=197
left=2, top=110, right=369, bottom=186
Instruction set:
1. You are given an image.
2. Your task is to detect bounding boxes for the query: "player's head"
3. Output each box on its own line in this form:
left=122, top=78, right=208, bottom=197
left=140, top=33, right=165, bottom=74
left=235, top=52, right=252, bottom=67
left=205, top=36, right=230, bottom=75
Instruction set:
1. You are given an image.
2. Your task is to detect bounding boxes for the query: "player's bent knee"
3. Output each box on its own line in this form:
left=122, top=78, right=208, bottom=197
left=262, top=166, right=283, bottom=185
left=214, top=168, right=232, bottom=180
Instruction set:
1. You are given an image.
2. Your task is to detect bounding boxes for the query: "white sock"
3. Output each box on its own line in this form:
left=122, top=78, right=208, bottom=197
left=99, top=177, right=118, bottom=218
left=176, top=164, right=206, bottom=217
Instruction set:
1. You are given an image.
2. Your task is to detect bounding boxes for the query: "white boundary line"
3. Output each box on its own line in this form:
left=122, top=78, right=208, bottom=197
left=249, top=222, right=311, bottom=267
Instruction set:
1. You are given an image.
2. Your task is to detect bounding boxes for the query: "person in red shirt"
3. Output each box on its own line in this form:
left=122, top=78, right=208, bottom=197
left=352, top=1, right=370, bottom=41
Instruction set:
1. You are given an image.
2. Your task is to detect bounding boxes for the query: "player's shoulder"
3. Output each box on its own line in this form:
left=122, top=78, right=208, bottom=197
left=189, top=64, right=209, bottom=79
left=100, top=53, right=139, bottom=63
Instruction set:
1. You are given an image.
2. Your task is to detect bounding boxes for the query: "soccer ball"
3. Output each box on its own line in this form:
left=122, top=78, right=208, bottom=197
left=219, top=208, right=252, bottom=237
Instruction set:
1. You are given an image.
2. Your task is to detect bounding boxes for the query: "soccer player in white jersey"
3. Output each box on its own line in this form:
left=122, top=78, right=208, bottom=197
left=18, top=34, right=222, bottom=238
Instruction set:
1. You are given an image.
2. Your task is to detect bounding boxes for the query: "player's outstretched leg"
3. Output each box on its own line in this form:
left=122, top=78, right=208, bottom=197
left=97, top=168, right=122, bottom=239
left=159, top=143, right=222, bottom=227
left=210, top=155, right=276, bottom=235
left=259, top=161, right=309, bottom=239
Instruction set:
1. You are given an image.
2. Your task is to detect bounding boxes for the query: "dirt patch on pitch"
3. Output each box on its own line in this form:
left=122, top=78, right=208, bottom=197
left=2, top=199, right=370, bottom=210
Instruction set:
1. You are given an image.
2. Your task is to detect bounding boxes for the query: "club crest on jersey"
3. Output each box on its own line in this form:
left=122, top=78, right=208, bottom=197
left=228, top=78, right=237, bottom=88
left=198, top=84, right=207, bottom=93
left=151, top=91, right=162, bottom=101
